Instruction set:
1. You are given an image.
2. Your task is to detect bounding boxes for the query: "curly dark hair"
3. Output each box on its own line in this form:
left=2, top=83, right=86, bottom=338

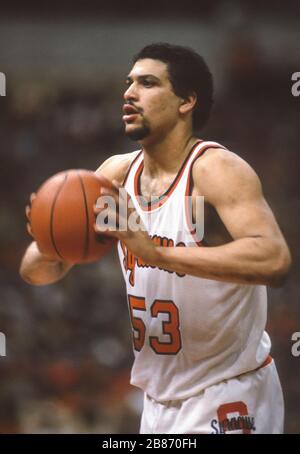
left=133, top=42, right=214, bottom=132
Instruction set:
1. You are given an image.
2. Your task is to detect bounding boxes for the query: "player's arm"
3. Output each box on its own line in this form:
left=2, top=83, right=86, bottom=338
left=155, top=149, right=291, bottom=287
left=19, top=241, right=73, bottom=285
left=99, top=149, right=291, bottom=287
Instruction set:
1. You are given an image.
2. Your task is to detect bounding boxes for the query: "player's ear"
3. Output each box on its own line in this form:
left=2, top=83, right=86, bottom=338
left=179, top=92, right=197, bottom=115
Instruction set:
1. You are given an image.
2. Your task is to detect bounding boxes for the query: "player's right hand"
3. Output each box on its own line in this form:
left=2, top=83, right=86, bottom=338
left=25, top=193, right=36, bottom=238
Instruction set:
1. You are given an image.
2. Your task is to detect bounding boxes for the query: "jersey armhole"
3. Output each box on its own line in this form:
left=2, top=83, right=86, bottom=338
left=122, top=150, right=143, bottom=186
left=185, top=144, right=227, bottom=247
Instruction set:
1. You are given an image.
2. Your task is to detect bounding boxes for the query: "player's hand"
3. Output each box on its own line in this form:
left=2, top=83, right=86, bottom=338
left=93, top=180, right=159, bottom=265
left=25, top=192, right=36, bottom=238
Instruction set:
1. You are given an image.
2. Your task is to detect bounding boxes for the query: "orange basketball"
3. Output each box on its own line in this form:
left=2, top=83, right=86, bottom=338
left=30, top=169, right=116, bottom=264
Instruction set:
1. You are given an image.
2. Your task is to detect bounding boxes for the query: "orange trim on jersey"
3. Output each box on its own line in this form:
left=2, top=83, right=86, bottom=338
left=122, top=150, right=143, bottom=187
left=134, top=140, right=203, bottom=212
left=184, top=144, right=227, bottom=246
left=235, top=355, right=273, bottom=381
left=256, top=355, right=272, bottom=371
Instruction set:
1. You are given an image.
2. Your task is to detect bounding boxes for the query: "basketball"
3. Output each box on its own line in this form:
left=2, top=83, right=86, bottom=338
left=30, top=169, right=116, bottom=264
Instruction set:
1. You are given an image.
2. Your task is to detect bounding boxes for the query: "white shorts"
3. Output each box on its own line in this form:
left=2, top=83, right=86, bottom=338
left=140, top=357, right=284, bottom=434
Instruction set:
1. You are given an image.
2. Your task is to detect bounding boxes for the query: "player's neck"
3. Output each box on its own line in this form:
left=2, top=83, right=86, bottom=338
left=141, top=131, right=199, bottom=178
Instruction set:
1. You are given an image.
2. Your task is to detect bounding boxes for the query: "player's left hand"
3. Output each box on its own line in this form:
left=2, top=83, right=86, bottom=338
left=93, top=180, right=160, bottom=265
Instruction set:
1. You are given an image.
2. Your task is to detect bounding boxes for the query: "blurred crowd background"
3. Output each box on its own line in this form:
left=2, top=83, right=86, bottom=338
left=0, top=1, right=299, bottom=434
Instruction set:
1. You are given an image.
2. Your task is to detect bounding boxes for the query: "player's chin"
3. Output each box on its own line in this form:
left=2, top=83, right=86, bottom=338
left=124, top=124, right=150, bottom=141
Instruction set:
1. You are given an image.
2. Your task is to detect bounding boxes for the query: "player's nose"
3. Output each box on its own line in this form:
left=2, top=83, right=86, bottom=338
left=123, top=83, right=138, bottom=102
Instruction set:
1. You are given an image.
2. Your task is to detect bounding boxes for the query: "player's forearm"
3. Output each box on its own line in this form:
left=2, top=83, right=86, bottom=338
left=19, top=242, right=72, bottom=285
left=155, top=237, right=291, bottom=287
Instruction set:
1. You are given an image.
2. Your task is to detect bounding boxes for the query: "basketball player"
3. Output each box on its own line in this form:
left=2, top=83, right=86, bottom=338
left=20, top=43, right=291, bottom=434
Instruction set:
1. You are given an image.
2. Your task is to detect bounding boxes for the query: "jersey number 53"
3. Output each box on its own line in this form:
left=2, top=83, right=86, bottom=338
left=128, top=295, right=182, bottom=355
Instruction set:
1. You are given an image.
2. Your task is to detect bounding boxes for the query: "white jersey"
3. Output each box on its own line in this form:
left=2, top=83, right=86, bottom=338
left=118, top=140, right=271, bottom=402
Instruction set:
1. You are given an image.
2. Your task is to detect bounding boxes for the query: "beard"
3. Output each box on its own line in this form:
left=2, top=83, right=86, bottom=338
left=125, top=123, right=151, bottom=141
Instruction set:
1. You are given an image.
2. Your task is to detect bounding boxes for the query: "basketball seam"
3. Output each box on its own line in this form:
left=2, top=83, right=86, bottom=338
left=77, top=170, right=90, bottom=261
left=50, top=173, right=68, bottom=260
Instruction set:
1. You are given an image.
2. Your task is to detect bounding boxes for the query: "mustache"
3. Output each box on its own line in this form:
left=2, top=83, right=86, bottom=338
left=125, top=101, right=143, bottom=114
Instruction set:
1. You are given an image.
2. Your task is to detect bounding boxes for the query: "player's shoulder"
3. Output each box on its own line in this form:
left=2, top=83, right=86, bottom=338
left=195, top=145, right=252, bottom=173
left=95, top=150, right=141, bottom=184
left=194, top=145, right=259, bottom=180
left=193, top=145, right=262, bottom=198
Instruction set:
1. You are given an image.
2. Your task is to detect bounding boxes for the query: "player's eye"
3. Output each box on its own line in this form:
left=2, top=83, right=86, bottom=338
left=142, top=79, right=154, bottom=88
